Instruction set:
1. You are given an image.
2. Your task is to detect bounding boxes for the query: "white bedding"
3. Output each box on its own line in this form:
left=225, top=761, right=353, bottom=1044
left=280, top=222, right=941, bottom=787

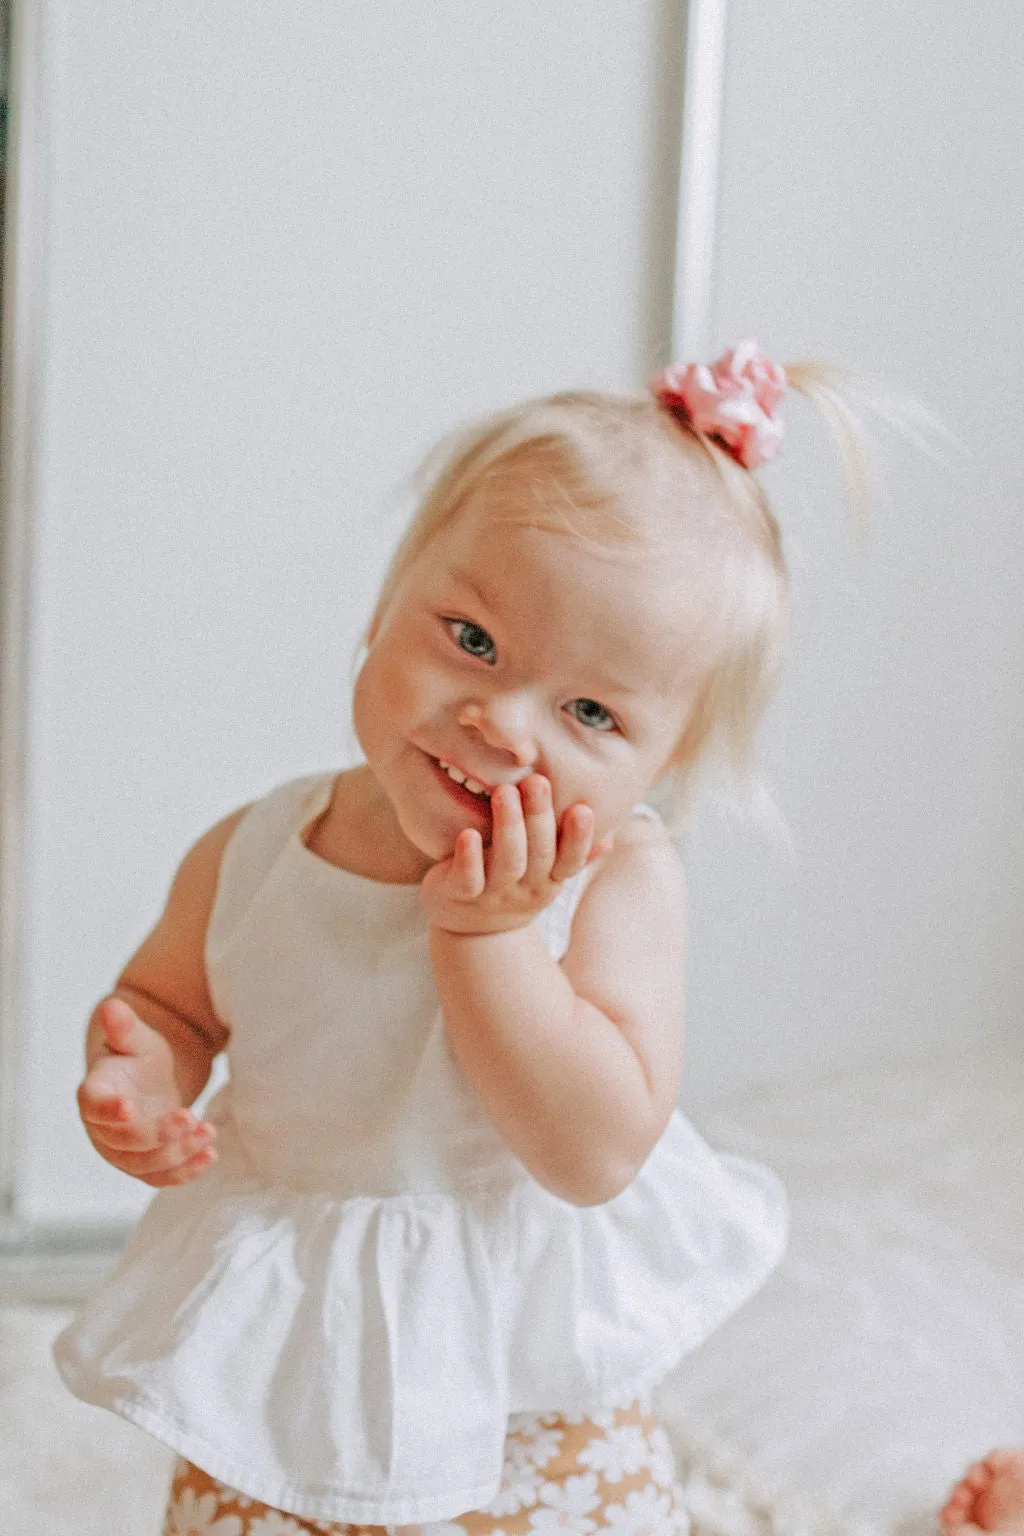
left=656, top=1036, right=1024, bottom=1532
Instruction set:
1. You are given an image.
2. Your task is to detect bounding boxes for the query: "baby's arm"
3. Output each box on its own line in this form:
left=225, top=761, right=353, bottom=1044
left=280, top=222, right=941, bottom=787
left=427, top=786, right=687, bottom=1207
left=77, top=804, right=249, bottom=1187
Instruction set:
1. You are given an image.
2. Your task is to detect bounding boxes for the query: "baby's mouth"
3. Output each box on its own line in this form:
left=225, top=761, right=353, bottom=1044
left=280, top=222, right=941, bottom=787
left=426, top=753, right=493, bottom=814
left=435, top=757, right=490, bottom=797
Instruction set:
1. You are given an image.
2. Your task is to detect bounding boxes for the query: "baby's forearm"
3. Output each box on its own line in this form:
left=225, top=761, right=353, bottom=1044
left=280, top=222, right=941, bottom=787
left=429, top=923, right=656, bottom=1206
left=86, top=986, right=217, bottom=1106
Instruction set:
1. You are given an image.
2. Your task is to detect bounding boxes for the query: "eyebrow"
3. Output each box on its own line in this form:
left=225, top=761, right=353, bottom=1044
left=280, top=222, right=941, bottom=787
left=448, top=567, right=494, bottom=611
left=446, top=566, right=648, bottom=701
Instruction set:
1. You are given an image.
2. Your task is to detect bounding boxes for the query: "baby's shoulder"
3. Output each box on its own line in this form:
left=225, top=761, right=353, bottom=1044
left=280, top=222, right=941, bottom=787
left=610, top=804, right=681, bottom=864
left=623, top=802, right=672, bottom=842
left=575, top=803, right=685, bottom=917
left=560, top=804, right=686, bottom=1044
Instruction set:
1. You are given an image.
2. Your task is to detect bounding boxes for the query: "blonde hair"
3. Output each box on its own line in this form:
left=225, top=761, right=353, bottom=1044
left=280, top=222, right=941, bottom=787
left=360, top=363, right=878, bottom=845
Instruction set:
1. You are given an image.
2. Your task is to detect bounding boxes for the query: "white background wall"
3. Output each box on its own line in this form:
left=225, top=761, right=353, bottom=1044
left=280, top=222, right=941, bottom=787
left=8, top=2, right=1022, bottom=1228
left=13, top=1, right=686, bottom=1224
left=680, top=0, right=1024, bottom=1099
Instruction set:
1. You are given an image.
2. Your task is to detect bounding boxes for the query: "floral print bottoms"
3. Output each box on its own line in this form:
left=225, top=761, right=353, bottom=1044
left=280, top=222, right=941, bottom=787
left=162, top=1393, right=690, bottom=1536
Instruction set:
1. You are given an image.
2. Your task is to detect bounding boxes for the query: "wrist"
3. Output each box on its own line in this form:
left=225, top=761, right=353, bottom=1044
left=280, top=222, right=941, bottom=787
left=428, top=912, right=537, bottom=939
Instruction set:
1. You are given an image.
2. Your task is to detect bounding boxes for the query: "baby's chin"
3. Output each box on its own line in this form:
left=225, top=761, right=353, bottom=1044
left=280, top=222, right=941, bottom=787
left=412, top=820, right=493, bottom=868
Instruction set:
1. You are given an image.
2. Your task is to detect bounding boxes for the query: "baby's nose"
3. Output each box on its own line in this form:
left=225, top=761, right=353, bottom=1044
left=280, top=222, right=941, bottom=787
left=458, top=698, right=535, bottom=766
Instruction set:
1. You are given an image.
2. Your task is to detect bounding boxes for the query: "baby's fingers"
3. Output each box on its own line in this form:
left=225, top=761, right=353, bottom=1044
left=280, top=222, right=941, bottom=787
left=138, top=1146, right=219, bottom=1187
left=549, top=803, right=596, bottom=881
left=518, top=777, right=557, bottom=880
left=101, top=1127, right=217, bottom=1183
left=78, top=1086, right=158, bottom=1152
left=489, top=784, right=530, bottom=883
left=449, top=829, right=486, bottom=899
left=96, top=1109, right=215, bottom=1155
left=77, top=1081, right=130, bottom=1130
left=79, top=1075, right=169, bottom=1149
left=96, top=996, right=154, bottom=1055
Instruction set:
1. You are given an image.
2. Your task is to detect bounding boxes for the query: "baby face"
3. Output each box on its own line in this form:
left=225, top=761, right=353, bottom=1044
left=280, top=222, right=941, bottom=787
left=353, top=492, right=710, bottom=869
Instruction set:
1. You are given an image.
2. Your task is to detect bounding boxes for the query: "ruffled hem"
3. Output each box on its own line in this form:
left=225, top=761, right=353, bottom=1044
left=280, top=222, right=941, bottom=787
left=502, top=1115, right=789, bottom=1408
left=53, top=1109, right=787, bottom=1523
left=48, top=1370, right=502, bottom=1524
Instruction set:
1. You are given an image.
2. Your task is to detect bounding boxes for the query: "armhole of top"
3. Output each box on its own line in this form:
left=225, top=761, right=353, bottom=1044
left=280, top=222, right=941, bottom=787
left=542, top=804, right=665, bottom=960
left=205, top=771, right=336, bottom=971
left=539, top=855, right=604, bottom=963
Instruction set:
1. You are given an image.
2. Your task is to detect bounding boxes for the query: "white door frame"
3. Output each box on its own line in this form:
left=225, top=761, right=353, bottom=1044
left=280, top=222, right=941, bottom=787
left=674, top=0, right=728, bottom=362
left=0, top=0, right=126, bottom=1299
left=0, top=0, right=50, bottom=1236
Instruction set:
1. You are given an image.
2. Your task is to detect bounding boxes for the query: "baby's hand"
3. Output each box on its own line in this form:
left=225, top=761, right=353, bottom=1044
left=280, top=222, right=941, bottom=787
left=77, top=998, right=218, bottom=1187
left=419, top=774, right=613, bottom=935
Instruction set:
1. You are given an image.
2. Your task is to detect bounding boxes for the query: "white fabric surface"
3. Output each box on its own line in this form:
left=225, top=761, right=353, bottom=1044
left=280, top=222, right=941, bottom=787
left=656, top=1039, right=1024, bottom=1533
left=51, top=771, right=788, bottom=1526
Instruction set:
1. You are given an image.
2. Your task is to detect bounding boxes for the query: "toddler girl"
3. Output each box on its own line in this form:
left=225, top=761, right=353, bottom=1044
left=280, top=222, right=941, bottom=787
left=55, top=342, right=867, bottom=1535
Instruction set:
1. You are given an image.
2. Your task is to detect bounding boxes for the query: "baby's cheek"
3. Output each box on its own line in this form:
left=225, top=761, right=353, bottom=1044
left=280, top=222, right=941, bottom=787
left=359, top=650, right=419, bottom=718
left=396, top=666, right=446, bottom=722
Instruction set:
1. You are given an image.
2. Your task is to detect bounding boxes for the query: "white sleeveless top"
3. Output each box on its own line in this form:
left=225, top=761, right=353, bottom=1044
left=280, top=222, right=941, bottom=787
left=54, top=771, right=788, bottom=1526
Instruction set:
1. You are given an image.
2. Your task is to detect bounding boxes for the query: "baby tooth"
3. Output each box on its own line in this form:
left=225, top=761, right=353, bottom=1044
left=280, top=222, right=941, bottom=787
left=436, top=757, right=489, bottom=793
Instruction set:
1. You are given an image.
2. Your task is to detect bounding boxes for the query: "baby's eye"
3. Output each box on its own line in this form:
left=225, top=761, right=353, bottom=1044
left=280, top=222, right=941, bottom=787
left=445, top=618, right=497, bottom=665
left=566, top=698, right=616, bottom=732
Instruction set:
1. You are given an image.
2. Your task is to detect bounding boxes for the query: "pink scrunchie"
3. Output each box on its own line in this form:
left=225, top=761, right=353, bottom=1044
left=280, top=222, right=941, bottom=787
left=649, top=339, right=787, bottom=470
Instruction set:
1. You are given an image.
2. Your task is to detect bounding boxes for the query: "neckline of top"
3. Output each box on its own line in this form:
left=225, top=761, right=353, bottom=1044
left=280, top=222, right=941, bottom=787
left=290, top=771, right=425, bottom=891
